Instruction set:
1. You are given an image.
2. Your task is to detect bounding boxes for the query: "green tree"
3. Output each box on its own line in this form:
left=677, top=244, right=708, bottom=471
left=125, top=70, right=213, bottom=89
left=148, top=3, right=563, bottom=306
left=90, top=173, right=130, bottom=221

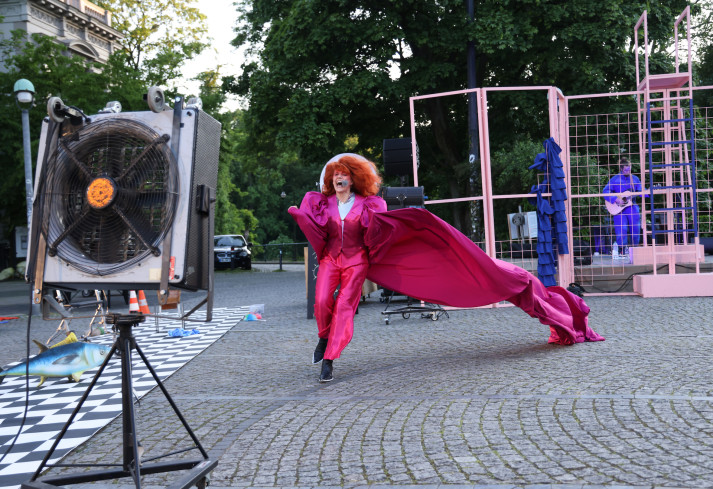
left=213, top=110, right=259, bottom=237
left=228, top=0, right=694, bottom=233
left=219, top=109, right=315, bottom=245
left=190, top=69, right=263, bottom=238
left=0, top=0, right=215, bottom=238
left=94, top=0, right=208, bottom=87
left=0, top=32, right=109, bottom=232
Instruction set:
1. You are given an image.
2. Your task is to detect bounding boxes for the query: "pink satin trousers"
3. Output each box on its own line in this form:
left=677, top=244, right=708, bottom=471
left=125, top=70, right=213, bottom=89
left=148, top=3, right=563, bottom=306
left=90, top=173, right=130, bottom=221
left=314, top=254, right=368, bottom=360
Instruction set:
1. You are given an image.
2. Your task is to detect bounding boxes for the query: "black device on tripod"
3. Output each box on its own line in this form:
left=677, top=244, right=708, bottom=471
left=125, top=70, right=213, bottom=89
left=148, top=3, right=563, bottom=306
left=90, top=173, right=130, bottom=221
left=20, top=89, right=221, bottom=489
left=22, top=313, right=216, bottom=489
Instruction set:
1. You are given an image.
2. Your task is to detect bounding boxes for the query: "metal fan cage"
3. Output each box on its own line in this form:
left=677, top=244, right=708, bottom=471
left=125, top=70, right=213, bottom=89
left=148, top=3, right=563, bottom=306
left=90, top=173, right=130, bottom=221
left=42, top=119, right=179, bottom=275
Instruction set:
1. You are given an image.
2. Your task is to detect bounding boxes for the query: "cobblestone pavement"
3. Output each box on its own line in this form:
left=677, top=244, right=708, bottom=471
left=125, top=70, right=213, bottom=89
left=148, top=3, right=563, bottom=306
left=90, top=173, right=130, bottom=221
left=2, top=266, right=713, bottom=488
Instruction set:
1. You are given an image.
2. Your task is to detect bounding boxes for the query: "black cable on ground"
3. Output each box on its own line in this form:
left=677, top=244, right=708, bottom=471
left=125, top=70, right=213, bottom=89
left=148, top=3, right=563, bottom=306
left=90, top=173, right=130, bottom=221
left=584, top=263, right=692, bottom=294
left=0, top=284, right=35, bottom=464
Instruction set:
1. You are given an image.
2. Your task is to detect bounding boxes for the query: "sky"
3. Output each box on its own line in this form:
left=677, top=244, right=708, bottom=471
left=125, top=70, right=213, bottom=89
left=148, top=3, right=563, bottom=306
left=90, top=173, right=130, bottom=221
left=176, top=0, right=245, bottom=109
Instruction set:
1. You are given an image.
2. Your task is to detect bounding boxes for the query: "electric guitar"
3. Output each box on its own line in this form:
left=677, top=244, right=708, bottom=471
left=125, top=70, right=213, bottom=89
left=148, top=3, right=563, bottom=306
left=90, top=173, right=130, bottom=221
left=604, top=191, right=635, bottom=216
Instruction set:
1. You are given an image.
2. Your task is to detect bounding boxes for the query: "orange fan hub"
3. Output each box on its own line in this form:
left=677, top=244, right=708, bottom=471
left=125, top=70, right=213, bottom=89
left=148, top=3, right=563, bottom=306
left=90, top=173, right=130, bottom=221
left=86, top=177, right=116, bottom=209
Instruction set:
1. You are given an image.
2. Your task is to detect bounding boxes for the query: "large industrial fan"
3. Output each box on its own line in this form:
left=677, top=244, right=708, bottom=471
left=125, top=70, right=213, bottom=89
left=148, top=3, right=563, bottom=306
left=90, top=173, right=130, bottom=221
left=28, top=89, right=220, bottom=316
left=43, top=118, right=178, bottom=275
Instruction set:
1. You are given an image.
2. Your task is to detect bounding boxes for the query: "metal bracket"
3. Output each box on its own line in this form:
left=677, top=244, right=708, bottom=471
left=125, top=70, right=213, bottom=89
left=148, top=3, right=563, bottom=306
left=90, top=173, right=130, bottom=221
left=158, top=96, right=184, bottom=306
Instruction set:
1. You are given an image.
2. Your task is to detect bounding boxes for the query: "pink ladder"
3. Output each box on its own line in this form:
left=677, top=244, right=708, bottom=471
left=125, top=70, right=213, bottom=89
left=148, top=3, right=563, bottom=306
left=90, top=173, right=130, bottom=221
left=633, top=7, right=711, bottom=296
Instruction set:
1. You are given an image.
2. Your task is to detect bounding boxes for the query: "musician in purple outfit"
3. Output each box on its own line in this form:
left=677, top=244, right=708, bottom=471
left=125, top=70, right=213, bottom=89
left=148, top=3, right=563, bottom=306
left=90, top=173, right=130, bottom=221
left=603, top=157, right=643, bottom=249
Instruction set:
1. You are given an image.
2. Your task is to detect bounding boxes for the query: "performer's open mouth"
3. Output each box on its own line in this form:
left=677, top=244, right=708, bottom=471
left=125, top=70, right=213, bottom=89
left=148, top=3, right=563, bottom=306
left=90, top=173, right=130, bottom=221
left=336, top=180, right=347, bottom=187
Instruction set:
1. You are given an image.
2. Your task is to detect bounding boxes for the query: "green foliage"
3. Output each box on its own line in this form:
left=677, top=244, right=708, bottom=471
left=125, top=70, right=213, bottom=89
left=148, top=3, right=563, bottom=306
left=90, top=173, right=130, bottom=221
left=262, top=234, right=292, bottom=261
left=491, top=139, right=541, bottom=196
left=94, top=0, right=208, bottom=85
left=192, top=69, right=258, bottom=237
left=488, top=139, right=541, bottom=240
left=211, top=105, right=320, bottom=245
left=214, top=137, right=259, bottom=236
left=0, top=31, right=112, bottom=230
left=194, top=69, right=226, bottom=114
left=228, top=0, right=694, bottom=233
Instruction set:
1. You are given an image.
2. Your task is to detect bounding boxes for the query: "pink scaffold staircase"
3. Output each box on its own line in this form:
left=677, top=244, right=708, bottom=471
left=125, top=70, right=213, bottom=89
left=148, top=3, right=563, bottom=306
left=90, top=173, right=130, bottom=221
left=632, top=7, right=713, bottom=297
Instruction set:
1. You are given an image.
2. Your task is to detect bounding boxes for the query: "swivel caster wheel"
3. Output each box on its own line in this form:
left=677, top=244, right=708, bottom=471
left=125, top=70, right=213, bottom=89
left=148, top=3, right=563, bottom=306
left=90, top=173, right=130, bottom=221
left=384, top=317, right=390, bottom=325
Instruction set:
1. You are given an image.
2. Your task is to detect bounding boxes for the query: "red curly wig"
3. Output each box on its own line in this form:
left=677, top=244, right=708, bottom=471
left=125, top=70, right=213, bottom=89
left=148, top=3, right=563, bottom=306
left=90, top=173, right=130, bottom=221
left=322, top=155, right=382, bottom=197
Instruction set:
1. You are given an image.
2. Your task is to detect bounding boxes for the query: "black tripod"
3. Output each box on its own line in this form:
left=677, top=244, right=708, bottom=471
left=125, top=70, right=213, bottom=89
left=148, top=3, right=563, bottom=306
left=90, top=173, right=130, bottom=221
left=22, top=313, right=217, bottom=489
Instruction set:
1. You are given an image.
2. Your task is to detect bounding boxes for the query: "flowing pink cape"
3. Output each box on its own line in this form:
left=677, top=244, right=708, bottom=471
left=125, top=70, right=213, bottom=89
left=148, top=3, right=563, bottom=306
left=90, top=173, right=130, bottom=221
left=291, top=193, right=604, bottom=345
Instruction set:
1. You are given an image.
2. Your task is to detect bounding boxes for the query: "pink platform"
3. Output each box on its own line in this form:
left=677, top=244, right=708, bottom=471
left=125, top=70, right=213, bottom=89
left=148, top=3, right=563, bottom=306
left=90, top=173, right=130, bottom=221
left=629, top=244, right=704, bottom=266
left=634, top=273, right=713, bottom=297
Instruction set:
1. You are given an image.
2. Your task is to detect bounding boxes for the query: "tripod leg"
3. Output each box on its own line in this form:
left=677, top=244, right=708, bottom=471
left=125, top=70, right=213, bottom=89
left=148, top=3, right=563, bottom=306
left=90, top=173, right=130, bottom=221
left=27, top=315, right=216, bottom=489
left=31, top=342, right=119, bottom=481
left=120, top=335, right=143, bottom=489
left=132, top=342, right=209, bottom=458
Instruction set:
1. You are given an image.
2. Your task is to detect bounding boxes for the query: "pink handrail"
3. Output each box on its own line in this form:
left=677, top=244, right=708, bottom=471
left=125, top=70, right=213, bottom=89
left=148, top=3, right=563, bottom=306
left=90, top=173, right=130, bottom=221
left=634, top=11, right=648, bottom=91
left=673, top=6, right=691, bottom=75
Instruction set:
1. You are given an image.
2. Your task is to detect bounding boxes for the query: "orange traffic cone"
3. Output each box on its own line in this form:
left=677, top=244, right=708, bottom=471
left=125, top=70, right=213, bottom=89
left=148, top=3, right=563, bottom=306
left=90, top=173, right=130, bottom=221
left=128, top=290, right=140, bottom=314
left=137, top=290, right=151, bottom=314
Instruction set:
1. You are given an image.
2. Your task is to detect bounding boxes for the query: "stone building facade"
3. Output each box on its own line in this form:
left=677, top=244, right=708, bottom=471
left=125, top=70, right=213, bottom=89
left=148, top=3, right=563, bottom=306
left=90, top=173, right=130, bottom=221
left=0, top=0, right=123, bottom=64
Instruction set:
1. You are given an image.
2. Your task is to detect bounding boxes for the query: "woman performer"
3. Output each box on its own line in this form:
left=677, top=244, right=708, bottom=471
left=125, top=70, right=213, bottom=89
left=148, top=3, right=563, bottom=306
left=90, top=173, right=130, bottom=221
left=290, top=153, right=604, bottom=384
left=289, top=154, right=386, bottom=383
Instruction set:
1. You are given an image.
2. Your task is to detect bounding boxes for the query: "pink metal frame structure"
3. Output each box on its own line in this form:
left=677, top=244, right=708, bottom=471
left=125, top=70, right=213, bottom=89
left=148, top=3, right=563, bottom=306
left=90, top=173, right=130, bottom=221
left=407, top=7, right=713, bottom=298
left=409, top=86, right=569, bottom=303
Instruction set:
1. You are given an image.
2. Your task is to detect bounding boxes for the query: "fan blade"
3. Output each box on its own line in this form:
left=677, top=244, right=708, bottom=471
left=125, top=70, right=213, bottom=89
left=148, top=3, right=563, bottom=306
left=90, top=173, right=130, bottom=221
left=58, top=139, right=93, bottom=180
left=120, top=188, right=174, bottom=208
left=113, top=206, right=161, bottom=256
left=91, top=212, right=139, bottom=264
left=48, top=206, right=90, bottom=254
left=116, top=134, right=170, bottom=182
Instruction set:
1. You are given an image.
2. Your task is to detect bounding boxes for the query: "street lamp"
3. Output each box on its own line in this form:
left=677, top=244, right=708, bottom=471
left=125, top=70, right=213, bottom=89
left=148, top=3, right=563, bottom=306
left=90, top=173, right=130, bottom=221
left=14, top=78, right=35, bottom=231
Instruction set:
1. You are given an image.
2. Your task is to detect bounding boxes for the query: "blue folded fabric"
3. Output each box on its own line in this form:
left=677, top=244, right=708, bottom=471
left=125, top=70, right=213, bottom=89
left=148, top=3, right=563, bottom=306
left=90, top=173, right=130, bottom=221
left=168, top=328, right=200, bottom=337
left=529, top=137, right=571, bottom=286
left=529, top=153, right=548, bottom=172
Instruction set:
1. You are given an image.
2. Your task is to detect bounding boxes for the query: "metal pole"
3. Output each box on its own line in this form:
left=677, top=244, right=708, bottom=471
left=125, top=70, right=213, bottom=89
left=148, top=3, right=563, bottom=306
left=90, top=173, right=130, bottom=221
left=467, top=0, right=478, bottom=162
left=467, top=0, right=480, bottom=240
left=21, top=107, right=33, bottom=230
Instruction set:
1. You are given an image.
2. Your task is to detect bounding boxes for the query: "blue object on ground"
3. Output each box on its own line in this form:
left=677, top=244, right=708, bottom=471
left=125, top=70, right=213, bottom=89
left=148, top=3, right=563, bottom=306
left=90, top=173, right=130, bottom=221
left=245, top=313, right=257, bottom=321
left=167, top=328, right=200, bottom=337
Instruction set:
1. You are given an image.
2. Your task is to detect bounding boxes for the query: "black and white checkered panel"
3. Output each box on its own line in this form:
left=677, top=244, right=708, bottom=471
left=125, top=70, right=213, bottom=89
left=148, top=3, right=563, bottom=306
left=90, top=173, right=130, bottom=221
left=0, top=307, right=247, bottom=489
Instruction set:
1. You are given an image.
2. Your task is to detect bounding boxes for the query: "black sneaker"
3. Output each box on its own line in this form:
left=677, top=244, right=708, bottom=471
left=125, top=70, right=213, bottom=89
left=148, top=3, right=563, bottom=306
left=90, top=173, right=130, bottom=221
left=312, top=338, right=328, bottom=364
left=319, top=359, right=333, bottom=383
